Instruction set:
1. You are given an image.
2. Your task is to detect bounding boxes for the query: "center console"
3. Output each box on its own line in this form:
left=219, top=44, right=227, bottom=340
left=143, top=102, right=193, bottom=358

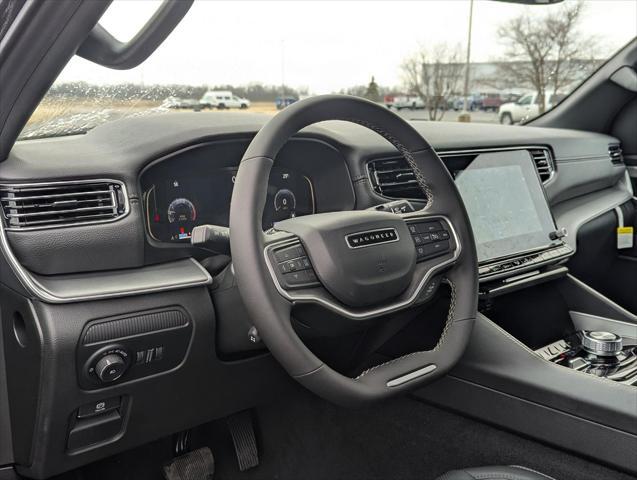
left=537, top=330, right=637, bottom=386
left=413, top=151, right=637, bottom=475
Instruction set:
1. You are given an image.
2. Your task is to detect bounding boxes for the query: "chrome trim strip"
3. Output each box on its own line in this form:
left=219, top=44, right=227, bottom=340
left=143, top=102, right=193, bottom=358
left=387, top=364, right=437, bottom=387
left=0, top=212, right=211, bottom=303
left=263, top=214, right=461, bottom=320
left=0, top=178, right=130, bottom=231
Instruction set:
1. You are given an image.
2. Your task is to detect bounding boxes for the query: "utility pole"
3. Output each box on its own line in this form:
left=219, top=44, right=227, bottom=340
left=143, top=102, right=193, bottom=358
left=460, top=0, right=474, bottom=121
left=281, top=40, right=285, bottom=100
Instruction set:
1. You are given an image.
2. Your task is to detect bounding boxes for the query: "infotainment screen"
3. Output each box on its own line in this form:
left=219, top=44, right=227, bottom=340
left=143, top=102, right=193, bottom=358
left=454, top=150, right=558, bottom=263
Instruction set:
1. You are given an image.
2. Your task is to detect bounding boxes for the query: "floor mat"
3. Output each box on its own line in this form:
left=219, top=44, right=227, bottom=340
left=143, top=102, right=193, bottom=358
left=62, top=386, right=635, bottom=480
left=195, top=387, right=635, bottom=480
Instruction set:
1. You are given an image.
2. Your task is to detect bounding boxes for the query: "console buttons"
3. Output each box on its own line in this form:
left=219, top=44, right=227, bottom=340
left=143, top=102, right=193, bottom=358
left=77, top=396, right=121, bottom=419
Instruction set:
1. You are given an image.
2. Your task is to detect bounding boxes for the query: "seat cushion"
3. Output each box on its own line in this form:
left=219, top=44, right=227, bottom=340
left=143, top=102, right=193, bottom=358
left=436, top=465, right=556, bottom=480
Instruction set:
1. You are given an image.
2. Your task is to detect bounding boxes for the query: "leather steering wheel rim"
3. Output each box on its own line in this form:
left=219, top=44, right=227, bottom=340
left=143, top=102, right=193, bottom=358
left=229, top=95, right=478, bottom=405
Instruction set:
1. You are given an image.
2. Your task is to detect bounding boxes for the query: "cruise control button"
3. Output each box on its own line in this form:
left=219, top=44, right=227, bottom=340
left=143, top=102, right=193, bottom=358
left=282, top=271, right=307, bottom=287
left=416, top=245, right=426, bottom=258
left=413, top=235, right=423, bottom=245
left=439, top=230, right=450, bottom=240
left=408, top=224, right=418, bottom=234
left=417, top=221, right=442, bottom=233
left=274, top=245, right=302, bottom=262
left=424, top=240, right=450, bottom=256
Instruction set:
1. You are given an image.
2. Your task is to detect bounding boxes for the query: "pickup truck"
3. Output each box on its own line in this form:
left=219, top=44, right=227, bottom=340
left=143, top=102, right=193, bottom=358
left=499, top=92, right=565, bottom=124
left=390, top=95, right=425, bottom=110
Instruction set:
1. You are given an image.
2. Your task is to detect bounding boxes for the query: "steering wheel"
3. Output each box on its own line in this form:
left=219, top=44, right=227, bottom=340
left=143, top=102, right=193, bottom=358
left=229, top=95, right=478, bottom=405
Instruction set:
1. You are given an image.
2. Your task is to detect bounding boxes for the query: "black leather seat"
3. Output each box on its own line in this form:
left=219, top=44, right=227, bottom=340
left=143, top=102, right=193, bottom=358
left=436, top=465, right=555, bottom=480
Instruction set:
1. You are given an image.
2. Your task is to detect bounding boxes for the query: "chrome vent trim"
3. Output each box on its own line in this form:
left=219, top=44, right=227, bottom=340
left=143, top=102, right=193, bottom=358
left=609, top=144, right=624, bottom=165
left=367, top=158, right=427, bottom=200
left=0, top=179, right=129, bottom=230
left=367, top=145, right=555, bottom=201
left=527, top=147, right=555, bottom=183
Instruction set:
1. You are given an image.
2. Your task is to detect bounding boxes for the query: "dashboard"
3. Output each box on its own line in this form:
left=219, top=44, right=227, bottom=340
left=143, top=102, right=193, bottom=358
left=0, top=111, right=630, bottom=480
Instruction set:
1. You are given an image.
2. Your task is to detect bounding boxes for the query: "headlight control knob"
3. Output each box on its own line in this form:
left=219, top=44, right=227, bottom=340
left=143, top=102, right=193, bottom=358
left=581, top=331, right=623, bottom=357
left=95, top=353, right=127, bottom=383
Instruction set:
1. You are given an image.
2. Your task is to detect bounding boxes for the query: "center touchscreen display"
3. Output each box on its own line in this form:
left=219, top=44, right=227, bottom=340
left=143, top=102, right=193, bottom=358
left=454, top=150, right=558, bottom=263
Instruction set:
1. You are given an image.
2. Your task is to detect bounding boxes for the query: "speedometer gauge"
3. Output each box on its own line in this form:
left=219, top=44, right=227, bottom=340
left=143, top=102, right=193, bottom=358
left=167, top=198, right=197, bottom=224
left=273, top=188, right=296, bottom=214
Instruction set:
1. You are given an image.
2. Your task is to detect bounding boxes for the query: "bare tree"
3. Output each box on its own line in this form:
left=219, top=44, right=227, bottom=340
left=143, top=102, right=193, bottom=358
left=401, top=43, right=464, bottom=121
left=497, top=1, right=598, bottom=113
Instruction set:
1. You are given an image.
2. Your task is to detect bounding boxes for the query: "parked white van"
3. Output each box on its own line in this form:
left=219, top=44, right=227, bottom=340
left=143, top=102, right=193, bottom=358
left=199, top=91, right=250, bottom=109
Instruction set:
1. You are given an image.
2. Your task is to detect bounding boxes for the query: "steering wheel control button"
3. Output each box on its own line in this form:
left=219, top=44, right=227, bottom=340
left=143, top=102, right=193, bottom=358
left=409, top=220, right=452, bottom=262
left=77, top=396, right=121, bottom=419
left=274, top=245, right=304, bottom=263
left=95, top=353, right=127, bottom=383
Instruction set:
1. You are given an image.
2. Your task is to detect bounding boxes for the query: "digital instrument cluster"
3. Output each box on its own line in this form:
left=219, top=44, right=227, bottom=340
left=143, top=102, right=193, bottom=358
left=145, top=166, right=314, bottom=243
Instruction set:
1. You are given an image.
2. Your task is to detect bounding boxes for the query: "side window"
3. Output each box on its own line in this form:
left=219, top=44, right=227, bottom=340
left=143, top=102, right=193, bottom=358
left=518, top=95, right=532, bottom=105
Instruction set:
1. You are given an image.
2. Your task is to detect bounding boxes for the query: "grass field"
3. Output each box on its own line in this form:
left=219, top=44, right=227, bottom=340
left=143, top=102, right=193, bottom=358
left=26, top=99, right=278, bottom=126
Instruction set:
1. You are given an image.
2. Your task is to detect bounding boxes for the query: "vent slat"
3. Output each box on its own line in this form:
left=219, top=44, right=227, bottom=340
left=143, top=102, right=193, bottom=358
left=528, top=148, right=554, bottom=182
left=0, top=181, right=126, bottom=229
left=609, top=144, right=623, bottom=165
left=368, top=158, right=426, bottom=200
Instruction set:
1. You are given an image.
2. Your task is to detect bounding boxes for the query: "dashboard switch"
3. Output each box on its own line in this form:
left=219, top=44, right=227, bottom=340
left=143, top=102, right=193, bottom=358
left=77, top=396, right=121, bottom=419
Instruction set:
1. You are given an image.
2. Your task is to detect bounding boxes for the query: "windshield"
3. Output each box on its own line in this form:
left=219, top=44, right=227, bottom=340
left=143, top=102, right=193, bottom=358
left=20, top=0, right=637, bottom=140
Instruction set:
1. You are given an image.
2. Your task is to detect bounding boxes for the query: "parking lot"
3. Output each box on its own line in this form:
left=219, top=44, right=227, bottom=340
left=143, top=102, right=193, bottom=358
left=21, top=99, right=503, bottom=139
left=393, top=108, right=500, bottom=124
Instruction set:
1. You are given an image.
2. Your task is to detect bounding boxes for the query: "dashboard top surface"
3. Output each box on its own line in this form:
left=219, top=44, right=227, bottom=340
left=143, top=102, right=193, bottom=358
left=2, top=111, right=618, bottom=184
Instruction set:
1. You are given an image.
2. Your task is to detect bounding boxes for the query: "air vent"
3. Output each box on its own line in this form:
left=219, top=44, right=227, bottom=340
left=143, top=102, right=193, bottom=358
left=367, top=158, right=426, bottom=200
left=528, top=147, right=555, bottom=182
left=0, top=180, right=128, bottom=230
left=609, top=144, right=623, bottom=165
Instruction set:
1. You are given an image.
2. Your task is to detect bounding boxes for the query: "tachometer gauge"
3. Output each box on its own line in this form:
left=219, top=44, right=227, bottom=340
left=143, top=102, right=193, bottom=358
left=273, top=189, right=296, bottom=215
left=167, top=198, right=197, bottom=223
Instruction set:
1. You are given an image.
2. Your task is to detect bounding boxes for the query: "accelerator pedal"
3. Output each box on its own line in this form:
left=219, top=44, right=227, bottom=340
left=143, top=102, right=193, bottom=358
left=163, top=447, right=215, bottom=480
left=227, top=410, right=259, bottom=471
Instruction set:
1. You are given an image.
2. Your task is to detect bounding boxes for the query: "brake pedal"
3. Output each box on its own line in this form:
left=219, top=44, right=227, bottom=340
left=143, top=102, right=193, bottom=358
left=227, top=410, right=259, bottom=471
left=163, top=447, right=214, bottom=480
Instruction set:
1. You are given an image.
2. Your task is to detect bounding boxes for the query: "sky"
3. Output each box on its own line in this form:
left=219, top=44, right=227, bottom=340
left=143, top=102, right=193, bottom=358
left=57, top=0, right=637, bottom=93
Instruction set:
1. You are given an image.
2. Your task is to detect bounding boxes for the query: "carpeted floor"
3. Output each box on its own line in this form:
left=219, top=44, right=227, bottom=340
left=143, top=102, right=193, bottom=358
left=65, top=386, right=635, bottom=480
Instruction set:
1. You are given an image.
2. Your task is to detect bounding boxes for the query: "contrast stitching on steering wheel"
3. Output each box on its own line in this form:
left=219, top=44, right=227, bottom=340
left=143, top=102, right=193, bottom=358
left=347, top=118, right=434, bottom=209
left=354, top=278, right=456, bottom=380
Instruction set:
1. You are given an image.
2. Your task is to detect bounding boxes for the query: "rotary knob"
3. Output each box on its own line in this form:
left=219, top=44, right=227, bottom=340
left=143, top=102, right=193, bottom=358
left=581, top=331, right=623, bottom=357
left=95, top=353, right=127, bottom=383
